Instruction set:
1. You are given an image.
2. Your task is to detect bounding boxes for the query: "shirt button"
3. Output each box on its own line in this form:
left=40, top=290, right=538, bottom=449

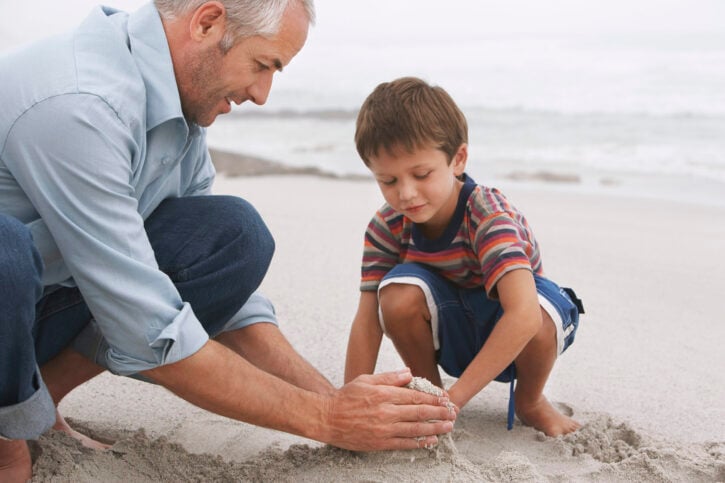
left=161, top=156, right=171, bottom=165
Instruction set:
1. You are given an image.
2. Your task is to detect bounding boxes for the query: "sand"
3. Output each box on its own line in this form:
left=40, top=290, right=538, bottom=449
left=30, top=157, right=725, bottom=482
left=406, top=377, right=446, bottom=397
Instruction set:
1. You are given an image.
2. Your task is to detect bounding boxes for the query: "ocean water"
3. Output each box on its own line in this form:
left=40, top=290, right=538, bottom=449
left=207, top=29, right=725, bottom=207
left=3, top=1, right=722, bottom=206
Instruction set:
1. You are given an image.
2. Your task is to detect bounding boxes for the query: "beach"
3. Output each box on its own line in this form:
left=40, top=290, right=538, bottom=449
left=1, top=1, right=722, bottom=480
left=31, top=155, right=725, bottom=482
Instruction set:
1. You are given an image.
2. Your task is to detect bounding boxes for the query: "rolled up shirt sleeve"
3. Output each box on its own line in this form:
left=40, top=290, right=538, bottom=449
left=221, top=291, right=278, bottom=332
left=74, top=290, right=278, bottom=372
left=2, top=94, right=208, bottom=375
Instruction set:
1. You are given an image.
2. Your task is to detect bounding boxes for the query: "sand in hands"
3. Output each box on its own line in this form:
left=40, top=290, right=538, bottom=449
left=404, top=377, right=458, bottom=452
left=405, top=376, right=445, bottom=398
left=404, top=376, right=497, bottom=479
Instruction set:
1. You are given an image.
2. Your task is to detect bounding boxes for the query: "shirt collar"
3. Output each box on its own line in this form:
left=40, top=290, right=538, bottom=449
left=126, top=2, right=186, bottom=131
left=410, top=172, right=477, bottom=249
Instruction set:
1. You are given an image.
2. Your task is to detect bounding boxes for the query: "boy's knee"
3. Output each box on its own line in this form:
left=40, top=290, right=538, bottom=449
left=0, top=216, right=43, bottom=303
left=538, top=307, right=554, bottom=334
left=379, top=283, right=429, bottom=326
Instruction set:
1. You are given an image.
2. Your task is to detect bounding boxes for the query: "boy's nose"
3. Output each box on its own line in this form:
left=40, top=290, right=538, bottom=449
left=398, top=181, right=416, bottom=201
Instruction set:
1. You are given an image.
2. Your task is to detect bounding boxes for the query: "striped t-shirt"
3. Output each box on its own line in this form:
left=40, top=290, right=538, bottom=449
left=360, top=174, right=543, bottom=298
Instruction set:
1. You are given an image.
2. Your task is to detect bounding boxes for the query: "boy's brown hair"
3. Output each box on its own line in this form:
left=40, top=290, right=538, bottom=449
left=355, top=76, right=468, bottom=165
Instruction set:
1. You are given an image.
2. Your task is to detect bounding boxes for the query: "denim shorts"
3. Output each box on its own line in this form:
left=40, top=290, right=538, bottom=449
left=378, top=263, right=581, bottom=383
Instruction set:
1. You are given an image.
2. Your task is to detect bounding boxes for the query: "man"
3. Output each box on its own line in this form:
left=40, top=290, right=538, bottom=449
left=0, top=1, right=455, bottom=480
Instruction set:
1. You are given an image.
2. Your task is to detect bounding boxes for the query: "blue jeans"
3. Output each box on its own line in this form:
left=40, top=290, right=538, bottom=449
left=0, top=195, right=274, bottom=439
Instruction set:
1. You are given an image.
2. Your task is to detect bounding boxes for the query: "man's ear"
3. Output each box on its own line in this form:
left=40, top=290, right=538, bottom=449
left=452, top=143, right=468, bottom=176
left=189, top=1, right=227, bottom=42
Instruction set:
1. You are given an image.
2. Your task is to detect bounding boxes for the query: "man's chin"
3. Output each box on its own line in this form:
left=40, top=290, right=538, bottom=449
left=184, top=114, right=216, bottom=128
left=182, top=107, right=220, bottom=128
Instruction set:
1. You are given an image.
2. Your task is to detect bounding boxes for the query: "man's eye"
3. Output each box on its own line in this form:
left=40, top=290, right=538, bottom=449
left=256, top=61, right=270, bottom=71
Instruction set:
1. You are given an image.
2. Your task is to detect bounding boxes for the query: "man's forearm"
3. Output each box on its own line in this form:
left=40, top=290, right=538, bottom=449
left=143, top=340, right=328, bottom=441
left=216, top=322, right=335, bottom=396
left=142, top=340, right=457, bottom=451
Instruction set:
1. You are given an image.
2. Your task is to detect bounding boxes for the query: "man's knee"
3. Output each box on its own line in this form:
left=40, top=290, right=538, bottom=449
left=200, top=196, right=275, bottom=287
left=148, top=195, right=275, bottom=279
left=0, top=215, right=43, bottom=305
left=145, top=196, right=275, bottom=333
left=217, top=195, right=275, bottom=265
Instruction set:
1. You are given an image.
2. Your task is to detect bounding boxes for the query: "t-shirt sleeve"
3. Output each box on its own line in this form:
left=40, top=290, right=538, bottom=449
left=474, top=211, right=535, bottom=298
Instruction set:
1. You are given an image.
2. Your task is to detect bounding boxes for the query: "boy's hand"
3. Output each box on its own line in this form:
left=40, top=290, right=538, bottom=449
left=321, top=369, right=456, bottom=451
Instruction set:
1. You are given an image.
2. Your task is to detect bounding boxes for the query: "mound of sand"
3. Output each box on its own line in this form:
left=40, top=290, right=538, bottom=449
left=30, top=412, right=724, bottom=482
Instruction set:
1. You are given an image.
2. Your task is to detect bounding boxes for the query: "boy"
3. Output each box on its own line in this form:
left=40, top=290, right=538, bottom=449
left=344, top=77, right=584, bottom=437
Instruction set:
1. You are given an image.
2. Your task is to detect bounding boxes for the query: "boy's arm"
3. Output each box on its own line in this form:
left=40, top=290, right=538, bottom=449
left=344, top=291, right=384, bottom=383
left=447, top=269, right=542, bottom=409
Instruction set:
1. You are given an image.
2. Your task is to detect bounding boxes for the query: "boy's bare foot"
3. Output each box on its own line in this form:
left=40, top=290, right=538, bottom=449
left=0, top=439, right=32, bottom=483
left=53, top=410, right=111, bottom=450
left=516, top=395, right=581, bottom=437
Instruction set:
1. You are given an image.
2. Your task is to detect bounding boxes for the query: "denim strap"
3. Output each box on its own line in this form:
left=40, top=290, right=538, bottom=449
left=507, top=378, right=515, bottom=430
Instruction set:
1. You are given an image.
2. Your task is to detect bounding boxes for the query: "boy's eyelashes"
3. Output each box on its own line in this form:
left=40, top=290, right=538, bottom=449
left=376, top=171, right=433, bottom=186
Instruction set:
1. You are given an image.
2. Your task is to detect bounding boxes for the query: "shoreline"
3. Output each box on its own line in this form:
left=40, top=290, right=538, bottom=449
left=210, top=147, right=369, bottom=181
left=210, top=147, right=725, bottom=209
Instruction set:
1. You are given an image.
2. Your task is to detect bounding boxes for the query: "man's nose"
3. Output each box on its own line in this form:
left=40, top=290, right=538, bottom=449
left=248, top=71, right=274, bottom=106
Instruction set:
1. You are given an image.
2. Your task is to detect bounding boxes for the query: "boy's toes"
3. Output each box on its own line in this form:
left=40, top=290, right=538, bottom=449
left=516, top=396, right=580, bottom=437
left=547, top=416, right=581, bottom=437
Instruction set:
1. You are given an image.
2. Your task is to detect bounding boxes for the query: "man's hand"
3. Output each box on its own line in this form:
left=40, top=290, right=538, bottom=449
left=144, top=343, right=455, bottom=452
left=321, top=369, right=456, bottom=451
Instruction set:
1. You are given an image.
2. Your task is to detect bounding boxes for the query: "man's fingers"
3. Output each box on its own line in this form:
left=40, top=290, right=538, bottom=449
left=378, top=418, right=454, bottom=450
left=388, top=401, right=456, bottom=423
left=354, top=368, right=412, bottom=387
left=353, top=371, right=452, bottom=409
left=376, top=385, right=455, bottom=420
left=335, top=419, right=452, bottom=452
left=395, top=419, right=454, bottom=439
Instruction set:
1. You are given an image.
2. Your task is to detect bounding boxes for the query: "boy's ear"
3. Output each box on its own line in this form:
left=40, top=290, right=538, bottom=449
left=452, top=143, right=468, bottom=176
left=189, top=1, right=227, bottom=43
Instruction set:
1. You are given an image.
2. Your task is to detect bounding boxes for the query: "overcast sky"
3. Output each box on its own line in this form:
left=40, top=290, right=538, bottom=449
left=1, top=0, right=724, bottom=49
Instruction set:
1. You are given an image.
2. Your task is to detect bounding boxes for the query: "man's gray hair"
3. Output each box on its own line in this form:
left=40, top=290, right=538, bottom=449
left=154, top=0, right=315, bottom=52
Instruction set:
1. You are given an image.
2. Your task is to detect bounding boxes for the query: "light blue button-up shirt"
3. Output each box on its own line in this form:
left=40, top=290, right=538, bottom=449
left=0, top=3, right=214, bottom=375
